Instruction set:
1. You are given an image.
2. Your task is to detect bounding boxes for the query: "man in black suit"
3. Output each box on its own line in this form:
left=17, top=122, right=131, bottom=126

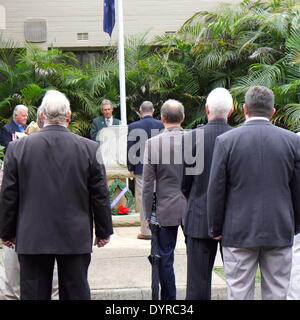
left=0, top=105, right=28, bottom=148
left=0, top=90, right=113, bottom=300
left=127, top=101, right=164, bottom=239
left=182, top=88, right=233, bottom=300
left=207, top=86, right=300, bottom=300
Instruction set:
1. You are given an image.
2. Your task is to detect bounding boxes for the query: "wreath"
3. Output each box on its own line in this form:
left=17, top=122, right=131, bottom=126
left=109, top=178, right=135, bottom=215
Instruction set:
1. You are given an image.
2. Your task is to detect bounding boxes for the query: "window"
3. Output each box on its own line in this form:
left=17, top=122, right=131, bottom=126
left=24, top=19, right=47, bottom=43
left=77, top=33, right=89, bottom=41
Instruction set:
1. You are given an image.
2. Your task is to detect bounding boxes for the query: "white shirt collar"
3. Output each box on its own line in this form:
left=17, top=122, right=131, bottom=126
left=105, top=116, right=113, bottom=126
left=245, top=116, right=270, bottom=123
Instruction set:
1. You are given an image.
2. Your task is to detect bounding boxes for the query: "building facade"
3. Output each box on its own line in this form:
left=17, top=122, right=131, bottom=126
left=0, top=0, right=240, bottom=49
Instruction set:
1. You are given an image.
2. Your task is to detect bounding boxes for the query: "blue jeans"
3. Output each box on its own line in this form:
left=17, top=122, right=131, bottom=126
left=157, top=226, right=178, bottom=300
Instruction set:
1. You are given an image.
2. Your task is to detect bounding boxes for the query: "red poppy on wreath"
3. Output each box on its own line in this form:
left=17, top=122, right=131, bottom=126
left=118, top=205, right=130, bottom=215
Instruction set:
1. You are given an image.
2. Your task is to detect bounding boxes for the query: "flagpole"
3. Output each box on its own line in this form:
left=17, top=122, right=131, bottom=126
left=117, top=0, right=127, bottom=125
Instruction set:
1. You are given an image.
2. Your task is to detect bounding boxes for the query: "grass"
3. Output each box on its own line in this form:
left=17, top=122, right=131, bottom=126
left=213, top=266, right=261, bottom=283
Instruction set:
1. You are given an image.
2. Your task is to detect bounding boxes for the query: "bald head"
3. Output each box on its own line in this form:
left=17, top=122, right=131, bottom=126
left=161, top=99, right=185, bottom=125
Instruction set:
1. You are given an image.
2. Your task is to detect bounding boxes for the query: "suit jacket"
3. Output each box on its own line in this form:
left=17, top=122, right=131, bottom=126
left=90, top=116, right=121, bottom=141
left=0, top=125, right=113, bottom=254
left=0, top=121, right=28, bottom=148
left=142, top=126, right=187, bottom=227
left=127, top=115, right=164, bottom=175
left=207, top=120, right=300, bottom=248
left=182, top=119, right=232, bottom=239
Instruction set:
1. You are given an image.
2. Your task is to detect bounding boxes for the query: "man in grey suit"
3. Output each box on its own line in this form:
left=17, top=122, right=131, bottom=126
left=182, top=88, right=233, bottom=300
left=0, top=90, right=113, bottom=300
left=142, top=99, right=187, bottom=300
left=90, top=99, right=121, bottom=141
left=207, top=86, right=300, bottom=300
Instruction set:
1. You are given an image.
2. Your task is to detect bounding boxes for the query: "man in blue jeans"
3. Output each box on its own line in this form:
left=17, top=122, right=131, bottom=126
left=142, top=99, right=187, bottom=299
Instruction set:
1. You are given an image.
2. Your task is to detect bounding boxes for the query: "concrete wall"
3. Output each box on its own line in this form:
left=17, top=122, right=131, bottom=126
left=0, top=0, right=240, bottom=48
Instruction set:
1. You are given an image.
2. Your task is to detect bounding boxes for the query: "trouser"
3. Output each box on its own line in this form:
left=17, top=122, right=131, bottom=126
left=223, top=246, right=292, bottom=300
left=0, top=247, right=58, bottom=300
left=135, top=174, right=151, bottom=236
left=157, top=226, right=179, bottom=300
left=18, top=253, right=91, bottom=300
left=186, top=237, right=222, bottom=300
left=287, top=234, right=300, bottom=299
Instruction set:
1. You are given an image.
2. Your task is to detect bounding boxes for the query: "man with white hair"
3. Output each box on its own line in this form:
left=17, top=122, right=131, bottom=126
left=90, top=99, right=121, bottom=141
left=0, top=105, right=28, bottom=148
left=182, top=87, right=233, bottom=300
left=0, top=90, right=113, bottom=300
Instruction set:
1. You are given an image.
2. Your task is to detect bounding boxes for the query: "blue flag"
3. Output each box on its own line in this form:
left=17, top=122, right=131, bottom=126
left=103, top=0, right=115, bottom=37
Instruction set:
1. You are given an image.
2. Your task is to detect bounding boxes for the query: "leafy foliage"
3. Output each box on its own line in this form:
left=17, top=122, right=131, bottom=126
left=0, top=0, right=300, bottom=136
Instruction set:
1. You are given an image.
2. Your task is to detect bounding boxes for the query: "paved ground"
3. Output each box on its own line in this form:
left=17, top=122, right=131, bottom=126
left=89, top=225, right=228, bottom=300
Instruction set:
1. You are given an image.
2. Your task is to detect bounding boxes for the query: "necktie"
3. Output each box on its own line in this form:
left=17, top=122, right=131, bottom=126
left=106, top=118, right=110, bottom=126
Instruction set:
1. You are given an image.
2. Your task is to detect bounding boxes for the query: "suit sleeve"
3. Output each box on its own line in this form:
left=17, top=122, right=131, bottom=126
left=0, top=143, right=19, bottom=240
left=89, top=119, right=99, bottom=141
left=127, top=125, right=134, bottom=172
left=290, top=136, right=300, bottom=234
left=142, top=140, right=156, bottom=221
left=0, top=126, right=12, bottom=148
left=88, top=148, right=113, bottom=238
left=207, top=137, right=228, bottom=238
left=181, top=130, right=196, bottom=199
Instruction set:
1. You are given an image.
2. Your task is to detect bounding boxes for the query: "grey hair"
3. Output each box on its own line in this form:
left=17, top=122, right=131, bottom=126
left=40, top=90, right=71, bottom=124
left=13, top=104, right=28, bottom=115
left=206, top=88, right=233, bottom=118
left=36, top=105, right=44, bottom=128
left=245, top=86, right=274, bottom=117
left=101, top=99, right=113, bottom=110
left=161, top=99, right=185, bottom=124
left=139, top=101, right=154, bottom=114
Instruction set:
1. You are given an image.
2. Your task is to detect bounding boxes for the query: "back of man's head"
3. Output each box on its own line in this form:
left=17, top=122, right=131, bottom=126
left=245, top=86, right=274, bottom=118
left=41, top=90, right=71, bottom=124
left=36, top=105, right=44, bottom=128
left=139, top=101, right=154, bottom=115
left=161, top=99, right=185, bottom=124
left=206, top=88, right=233, bottom=118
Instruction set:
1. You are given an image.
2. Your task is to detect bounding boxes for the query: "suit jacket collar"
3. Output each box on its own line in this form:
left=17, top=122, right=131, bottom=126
left=243, top=119, right=272, bottom=126
left=163, top=126, right=183, bottom=133
left=206, top=118, right=228, bottom=126
left=40, top=125, right=70, bottom=133
left=142, top=115, right=153, bottom=119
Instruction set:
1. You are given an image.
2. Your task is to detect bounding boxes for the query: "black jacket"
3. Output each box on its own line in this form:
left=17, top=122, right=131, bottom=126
left=127, top=115, right=164, bottom=175
left=0, top=120, right=28, bottom=148
left=182, top=119, right=232, bottom=238
left=0, top=125, right=113, bottom=254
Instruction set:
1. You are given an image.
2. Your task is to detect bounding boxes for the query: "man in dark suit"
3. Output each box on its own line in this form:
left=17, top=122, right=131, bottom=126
left=182, top=88, right=233, bottom=300
left=0, top=105, right=28, bottom=148
left=207, top=86, right=300, bottom=300
left=127, top=101, right=164, bottom=239
left=0, top=90, right=113, bottom=300
left=142, top=99, right=187, bottom=300
left=90, top=99, right=121, bottom=141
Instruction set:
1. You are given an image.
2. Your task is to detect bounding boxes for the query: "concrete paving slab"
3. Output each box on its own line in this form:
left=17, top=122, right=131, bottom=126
left=89, top=226, right=227, bottom=300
